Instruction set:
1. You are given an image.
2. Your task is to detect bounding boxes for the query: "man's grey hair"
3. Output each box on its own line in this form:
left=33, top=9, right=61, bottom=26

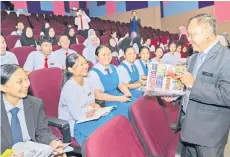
left=188, top=14, right=216, bottom=35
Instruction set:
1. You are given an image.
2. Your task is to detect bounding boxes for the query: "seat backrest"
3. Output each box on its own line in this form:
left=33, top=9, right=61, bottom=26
left=100, top=35, right=110, bottom=45
left=52, top=45, right=61, bottom=51
left=76, top=35, right=85, bottom=44
left=70, top=44, right=85, bottom=55
left=10, top=46, right=36, bottom=67
left=87, top=61, right=93, bottom=70
left=1, top=28, right=14, bottom=37
left=129, top=96, right=174, bottom=157
left=5, top=35, right=20, bottom=50
left=82, top=116, right=147, bottom=157
left=29, top=68, right=63, bottom=117
left=111, top=57, right=119, bottom=66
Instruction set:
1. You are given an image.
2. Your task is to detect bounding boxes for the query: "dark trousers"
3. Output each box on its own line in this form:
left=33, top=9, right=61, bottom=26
left=78, top=30, right=88, bottom=39
left=182, top=142, right=225, bottom=157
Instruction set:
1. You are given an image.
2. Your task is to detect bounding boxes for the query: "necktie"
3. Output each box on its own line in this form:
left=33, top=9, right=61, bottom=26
left=145, top=64, right=148, bottom=69
left=10, top=107, right=23, bottom=145
left=80, top=16, right=83, bottom=29
left=65, top=52, right=68, bottom=56
left=105, top=68, right=110, bottom=75
left=182, top=53, right=206, bottom=113
left=131, top=64, right=135, bottom=72
left=44, top=58, right=48, bottom=68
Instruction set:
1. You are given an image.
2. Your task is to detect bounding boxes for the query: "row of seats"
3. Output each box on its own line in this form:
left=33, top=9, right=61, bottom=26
left=28, top=67, right=183, bottom=156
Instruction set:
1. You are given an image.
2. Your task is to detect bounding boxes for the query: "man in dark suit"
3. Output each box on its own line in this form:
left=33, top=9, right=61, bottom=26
left=169, top=14, right=230, bottom=157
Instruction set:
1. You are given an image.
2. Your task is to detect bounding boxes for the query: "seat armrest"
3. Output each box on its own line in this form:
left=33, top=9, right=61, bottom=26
left=170, top=124, right=176, bottom=130
left=46, top=117, right=71, bottom=143
left=175, top=139, right=185, bottom=157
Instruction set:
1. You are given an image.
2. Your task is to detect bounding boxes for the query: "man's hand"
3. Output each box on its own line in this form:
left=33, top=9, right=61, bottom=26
left=175, top=71, right=195, bottom=88
left=50, top=140, right=65, bottom=156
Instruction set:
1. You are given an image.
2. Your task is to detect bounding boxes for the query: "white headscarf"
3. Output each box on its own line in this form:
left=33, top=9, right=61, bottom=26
left=83, top=29, right=96, bottom=46
left=83, top=35, right=100, bottom=64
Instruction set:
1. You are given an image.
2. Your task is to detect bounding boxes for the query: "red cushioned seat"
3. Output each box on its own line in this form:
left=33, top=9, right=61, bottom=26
left=5, top=35, right=20, bottom=50
left=81, top=116, right=147, bottom=157
left=70, top=44, right=85, bottom=55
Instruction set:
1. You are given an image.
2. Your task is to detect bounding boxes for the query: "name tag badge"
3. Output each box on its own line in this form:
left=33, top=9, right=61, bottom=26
left=50, top=63, right=55, bottom=66
left=202, top=71, right=213, bottom=77
left=88, top=92, right=92, bottom=96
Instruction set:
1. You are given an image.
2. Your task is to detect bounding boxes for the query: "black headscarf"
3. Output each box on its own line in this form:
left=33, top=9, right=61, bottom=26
left=44, top=27, right=58, bottom=45
left=107, top=38, right=119, bottom=52
left=42, top=22, right=50, bottom=34
left=20, top=27, right=36, bottom=47
left=119, top=37, right=132, bottom=51
left=64, top=27, right=77, bottom=45
left=132, top=36, right=142, bottom=49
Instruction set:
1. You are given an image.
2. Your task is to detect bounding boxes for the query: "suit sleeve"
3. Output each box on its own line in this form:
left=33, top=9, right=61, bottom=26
left=35, top=101, right=57, bottom=145
left=190, top=59, right=230, bottom=106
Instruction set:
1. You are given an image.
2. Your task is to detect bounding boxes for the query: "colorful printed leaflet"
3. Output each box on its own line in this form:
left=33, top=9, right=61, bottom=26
left=145, top=63, right=186, bottom=96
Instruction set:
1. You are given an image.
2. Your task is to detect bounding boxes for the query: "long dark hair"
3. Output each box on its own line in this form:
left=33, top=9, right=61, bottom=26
left=62, top=53, right=80, bottom=88
left=1, top=64, right=20, bottom=85
left=20, top=27, right=36, bottom=47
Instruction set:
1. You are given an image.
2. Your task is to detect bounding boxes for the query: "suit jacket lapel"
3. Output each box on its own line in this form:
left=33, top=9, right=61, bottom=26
left=23, top=97, right=36, bottom=141
left=1, top=93, right=12, bottom=146
left=200, top=42, right=222, bottom=69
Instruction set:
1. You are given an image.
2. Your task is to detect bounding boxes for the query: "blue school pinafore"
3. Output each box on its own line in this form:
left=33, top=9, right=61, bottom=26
left=138, top=59, right=149, bottom=76
left=120, top=63, right=144, bottom=98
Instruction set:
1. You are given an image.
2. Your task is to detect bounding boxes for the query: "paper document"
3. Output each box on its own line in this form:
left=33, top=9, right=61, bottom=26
left=76, top=106, right=116, bottom=124
left=12, top=141, right=73, bottom=157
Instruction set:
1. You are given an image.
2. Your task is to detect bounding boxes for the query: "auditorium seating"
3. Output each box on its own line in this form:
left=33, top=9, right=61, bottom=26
left=129, top=96, right=184, bottom=157
left=70, top=44, right=85, bottom=55
left=5, top=35, right=20, bottom=50
left=29, top=68, right=81, bottom=154
left=81, top=116, right=148, bottom=157
left=10, top=46, right=36, bottom=67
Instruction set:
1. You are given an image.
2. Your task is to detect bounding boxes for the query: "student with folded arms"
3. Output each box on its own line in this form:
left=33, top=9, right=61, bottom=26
left=118, top=47, right=144, bottom=98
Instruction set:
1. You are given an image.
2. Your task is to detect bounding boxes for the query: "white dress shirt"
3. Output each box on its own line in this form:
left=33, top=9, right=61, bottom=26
left=75, top=15, right=91, bottom=30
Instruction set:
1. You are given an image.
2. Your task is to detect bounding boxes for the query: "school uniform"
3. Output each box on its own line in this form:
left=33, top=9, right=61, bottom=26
left=118, top=60, right=144, bottom=98
left=23, top=51, right=62, bottom=72
left=59, top=77, right=117, bottom=145
left=0, top=51, right=19, bottom=65
left=53, top=48, right=77, bottom=68
left=134, top=59, right=150, bottom=77
left=11, top=30, right=22, bottom=35
left=161, top=52, right=181, bottom=66
left=88, top=63, right=136, bottom=118
left=143, top=43, right=155, bottom=52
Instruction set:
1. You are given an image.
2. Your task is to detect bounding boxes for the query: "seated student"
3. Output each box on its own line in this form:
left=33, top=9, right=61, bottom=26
left=180, top=45, right=189, bottom=58
left=151, top=47, right=164, bottom=63
left=161, top=42, right=181, bottom=66
left=14, top=27, right=36, bottom=48
left=107, top=38, right=119, bottom=57
left=64, top=24, right=72, bottom=33
left=44, top=27, right=58, bottom=45
left=118, top=47, right=144, bottom=98
left=65, top=27, right=79, bottom=45
left=176, top=44, right=182, bottom=53
left=134, top=46, right=151, bottom=81
left=40, top=22, right=50, bottom=36
left=0, top=35, right=18, bottom=65
left=88, top=45, right=135, bottom=118
left=11, top=21, right=24, bottom=35
left=118, top=32, right=129, bottom=43
left=52, top=35, right=77, bottom=68
left=143, top=38, right=155, bottom=52
left=0, top=64, right=66, bottom=156
left=111, top=30, right=119, bottom=44
left=59, top=54, right=118, bottom=145
left=118, top=37, right=132, bottom=58
left=83, top=35, right=100, bottom=65
left=23, top=36, right=61, bottom=75
left=132, top=36, right=142, bottom=54
left=83, top=29, right=96, bottom=46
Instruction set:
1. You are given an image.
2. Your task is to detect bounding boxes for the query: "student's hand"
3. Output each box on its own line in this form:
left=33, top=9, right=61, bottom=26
left=175, top=71, right=194, bottom=88
left=50, top=140, right=65, bottom=156
left=86, top=109, right=95, bottom=118
left=140, top=80, right=146, bottom=86
left=119, top=96, right=131, bottom=102
left=141, top=75, right=147, bottom=80
left=124, top=92, right=132, bottom=98
left=90, top=103, right=101, bottom=109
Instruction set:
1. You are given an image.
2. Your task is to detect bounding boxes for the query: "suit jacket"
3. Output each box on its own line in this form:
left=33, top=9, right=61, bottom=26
left=0, top=93, right=57, bottom=153
left=130, top=17, right=141, bottom=34
left=176, top=42, right=230, bottom=147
